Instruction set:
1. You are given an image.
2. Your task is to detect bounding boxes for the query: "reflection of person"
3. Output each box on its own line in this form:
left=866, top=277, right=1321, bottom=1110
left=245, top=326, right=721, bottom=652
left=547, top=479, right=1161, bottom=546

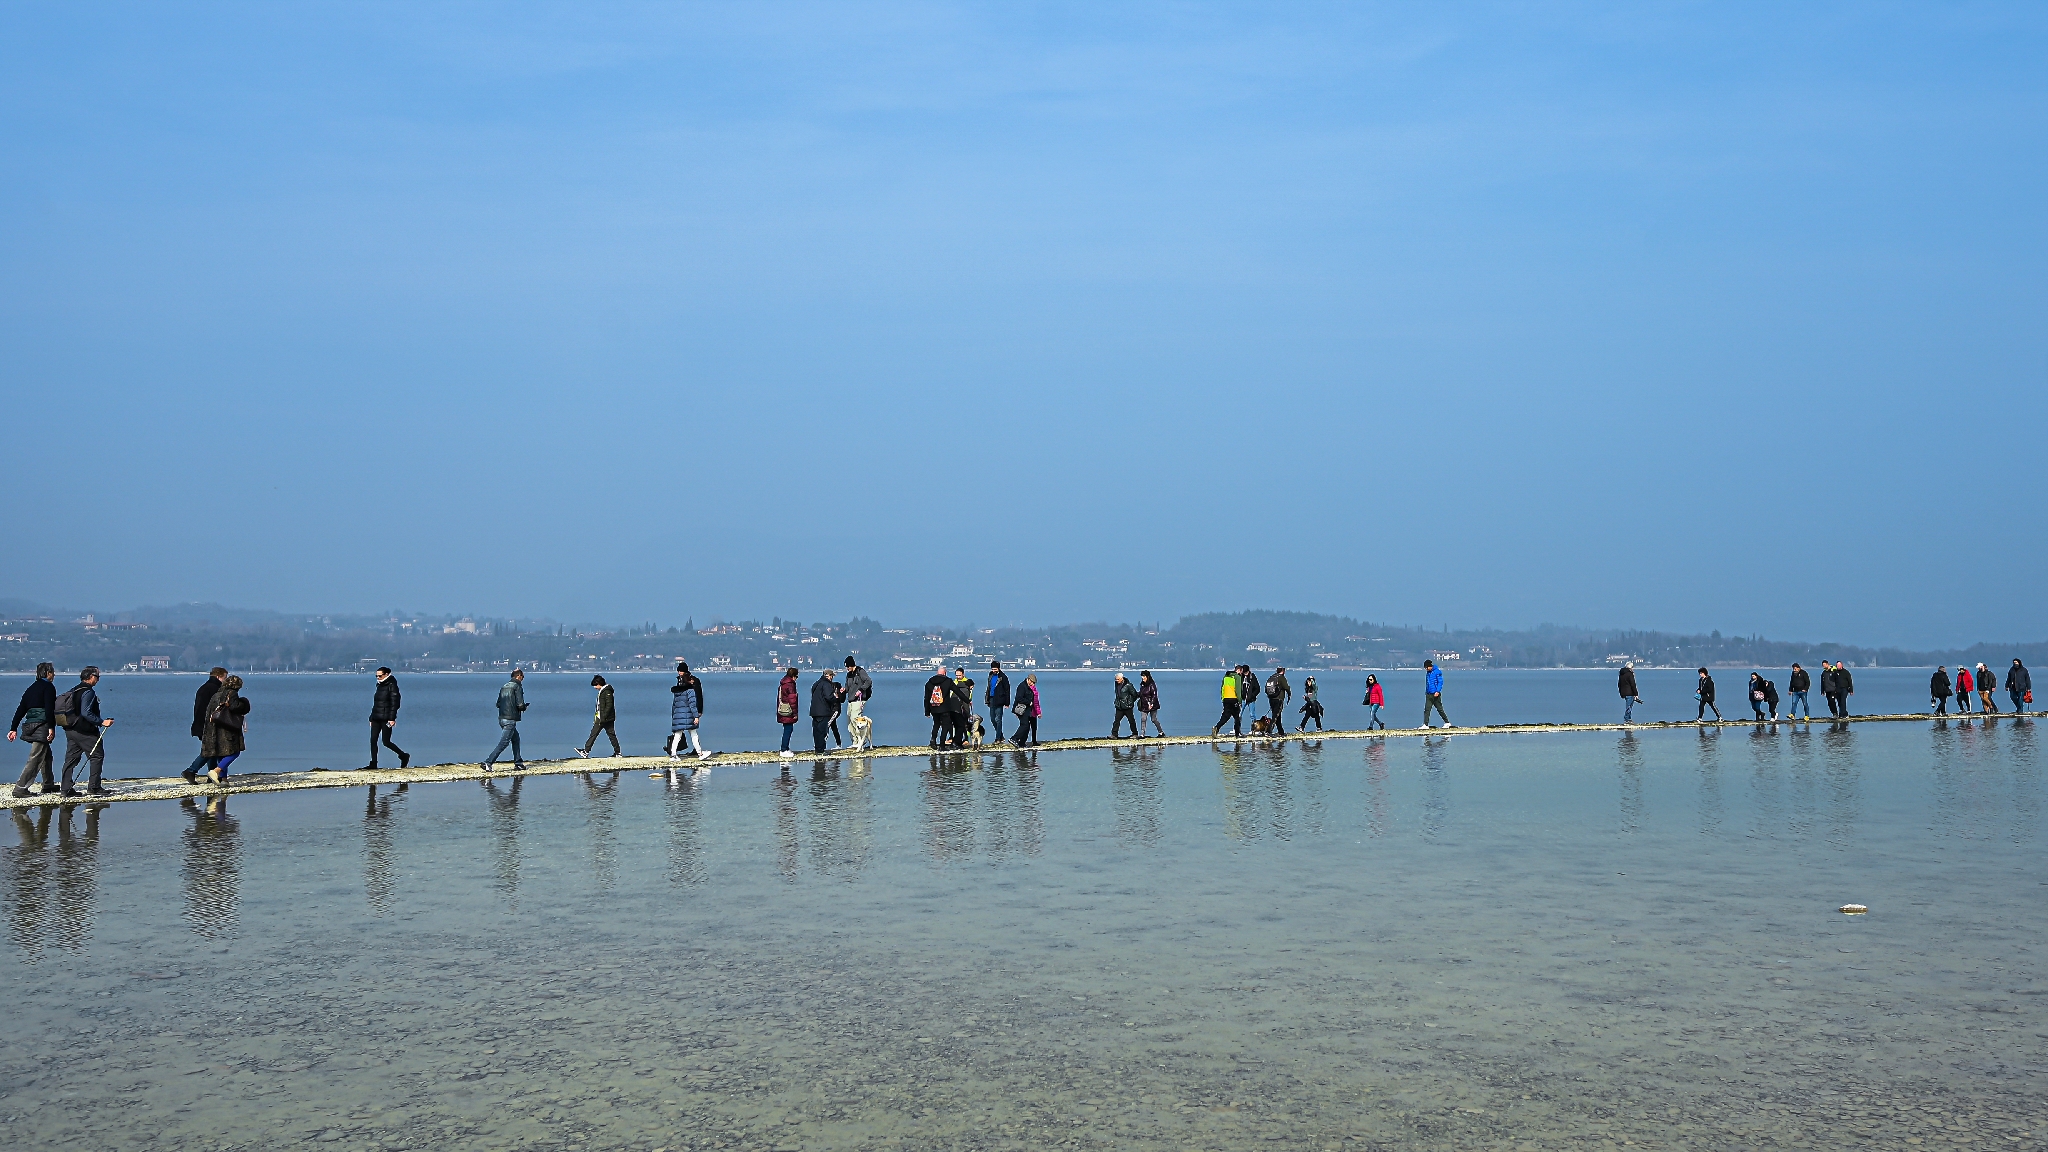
left=180, top=795, right=241, bottom=939
left=365, top=667, right=409, bottom=770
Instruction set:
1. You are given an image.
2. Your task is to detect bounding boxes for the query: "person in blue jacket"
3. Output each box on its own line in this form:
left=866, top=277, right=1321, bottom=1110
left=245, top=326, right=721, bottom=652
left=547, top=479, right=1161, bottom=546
left=1422, top=660, right=1452, bottom=728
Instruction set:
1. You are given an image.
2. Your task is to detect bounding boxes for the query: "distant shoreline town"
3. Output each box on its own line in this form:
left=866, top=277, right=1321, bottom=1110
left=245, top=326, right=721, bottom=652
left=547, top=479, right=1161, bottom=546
left=1, top=601, right=2039, bottom=678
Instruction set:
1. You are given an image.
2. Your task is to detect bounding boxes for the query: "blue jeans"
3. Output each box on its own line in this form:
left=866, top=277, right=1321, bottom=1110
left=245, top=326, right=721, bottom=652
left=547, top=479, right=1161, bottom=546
left=2014, top=690, right=2027, bottom=716
left=1622, top=695, right=1638, bottom=721
left=1787, top=690, right=1809, bottom=718
left=988, top=707, right=1006, bottom=741
left=779, top=722, right=795, bottom=751
left=1367, top=703, right=1384, bottom=728
left=485, top=719, right=521, bottom=766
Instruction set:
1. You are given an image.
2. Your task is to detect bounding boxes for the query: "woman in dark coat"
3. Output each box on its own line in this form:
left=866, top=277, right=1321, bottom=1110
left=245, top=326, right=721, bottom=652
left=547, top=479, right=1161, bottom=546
left=1013, top=674, right=1041, bottom=746
left=1930, top=667, right=1953, bottom=715
left=1695, top=669, right=1720, bottom=722
left=200, top=675, right=251, bottom=785
left=1297, top=676, right=1324, bottom=732
left=1137, top=670, right=1164, bottom=737
left=1748, top=673, right=1770, bottom=721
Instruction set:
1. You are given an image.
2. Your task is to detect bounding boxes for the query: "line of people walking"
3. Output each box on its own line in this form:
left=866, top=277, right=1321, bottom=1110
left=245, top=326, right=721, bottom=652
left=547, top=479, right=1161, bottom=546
left=5, top=654, right=2038, bottom=800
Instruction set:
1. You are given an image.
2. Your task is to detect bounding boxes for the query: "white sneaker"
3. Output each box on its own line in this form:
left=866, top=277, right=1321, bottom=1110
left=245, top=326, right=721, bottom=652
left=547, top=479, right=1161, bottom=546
left=779, top=750, right=794, bottom=759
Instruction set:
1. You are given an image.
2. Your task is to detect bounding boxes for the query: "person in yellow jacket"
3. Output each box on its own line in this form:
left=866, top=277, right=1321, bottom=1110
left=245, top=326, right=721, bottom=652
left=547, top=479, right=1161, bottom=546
left=1211, top=667, right=1244, bottom=738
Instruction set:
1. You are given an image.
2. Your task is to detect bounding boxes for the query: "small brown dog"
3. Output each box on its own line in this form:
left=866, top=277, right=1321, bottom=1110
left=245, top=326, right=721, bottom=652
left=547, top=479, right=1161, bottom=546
left=1251, top=716, right=1276, bottom=737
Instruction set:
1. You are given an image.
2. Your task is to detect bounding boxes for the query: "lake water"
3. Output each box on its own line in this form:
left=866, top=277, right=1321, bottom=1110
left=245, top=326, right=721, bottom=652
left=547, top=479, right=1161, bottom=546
left=2, top=666, right=1980, bottom=777
left=1, top=711, right=2041, bottom=1150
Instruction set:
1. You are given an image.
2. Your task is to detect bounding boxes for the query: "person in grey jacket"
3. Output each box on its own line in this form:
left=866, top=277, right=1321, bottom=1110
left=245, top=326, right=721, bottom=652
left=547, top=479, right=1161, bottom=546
left=842, top=657, right=874, bottom=751
left=482, top=668, right=528, bottom=771
left=58, top=666, right=114, bottom=796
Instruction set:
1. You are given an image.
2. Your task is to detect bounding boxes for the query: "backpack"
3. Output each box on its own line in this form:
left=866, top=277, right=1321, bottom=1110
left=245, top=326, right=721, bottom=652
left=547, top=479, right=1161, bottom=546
left=53, top=686, right=84, bottom=728
left=929, top=683, right=946, bottom=708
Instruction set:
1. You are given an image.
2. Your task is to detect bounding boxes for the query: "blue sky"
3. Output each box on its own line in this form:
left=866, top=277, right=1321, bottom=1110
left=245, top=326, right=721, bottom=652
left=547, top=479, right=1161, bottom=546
left=2, top=2, right=2042, bottom=646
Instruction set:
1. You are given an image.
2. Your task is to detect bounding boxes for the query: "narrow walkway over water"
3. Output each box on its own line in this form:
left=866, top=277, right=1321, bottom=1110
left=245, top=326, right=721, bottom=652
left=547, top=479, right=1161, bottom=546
left=1, top=710, right=2004, bottom=809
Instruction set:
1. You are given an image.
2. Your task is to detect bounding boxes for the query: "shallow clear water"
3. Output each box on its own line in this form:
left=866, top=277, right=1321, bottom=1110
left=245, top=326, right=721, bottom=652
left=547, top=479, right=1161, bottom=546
left=3, top=720, right=2042, bottom=1151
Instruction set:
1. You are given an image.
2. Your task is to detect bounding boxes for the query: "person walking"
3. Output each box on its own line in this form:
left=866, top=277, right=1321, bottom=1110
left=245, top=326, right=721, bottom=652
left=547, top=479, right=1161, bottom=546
left=2010, top=659, right=2032, bottom=716
left=1954, top=663, right=1975, bottom=714
left=985, top=660, right=1011, bottom=743
left=1211, top=666, right=1243, bottom=738
left=200, top=675, right=251, bottom=785
left=185, top=667, right=228, bottom=782
left=1363, top=674, right=1386, bottom=729
left=579, top=675, right=621, bottom=758
left=1787, top=663, right=1812, bottom=720
left=364, top=667, right=410, bottom=770
left=1422, top=660, right=1452, bottom=728
left=1137, top=670, right=1164, bottom=736
left=1930, top=666, right=1953, bottom=715
left=1012, top=673, right=1041, bottom=746
left=1297, top=675, right=1324, bottom=732
left=924, top=667, right=954, bottom=747
left=1265, top=667, right=1291, bottom=734
left=809, top=669, right=842, bottom=754
left=1111, top=673, right=1139, bottom=738
left=843, top=657, right=873, bottom=751
left=669, top=663, right=709, bottom=760
left=1819, top=662, right=1841, bottom=717
left=1977, top=663, right=1999, bottom=713
left=482, top=668, right=528, bottom=772
left=1835, top=662, right=1855, bottom=717
left=1695, top=668, right=1720, bottom=721
left=8, top=662, right=59, bottom=798
left=1239, top=666, right=1261, bottom=719
left=1762, top=674, right=1780, bottom=720
left=1747, top=673, right=1770, bottom=721
left=56, top=667, right=113, bottom=797
left=1617, top=662, right=1640, bottom=722
left=776, top=667, right=801, bottom=757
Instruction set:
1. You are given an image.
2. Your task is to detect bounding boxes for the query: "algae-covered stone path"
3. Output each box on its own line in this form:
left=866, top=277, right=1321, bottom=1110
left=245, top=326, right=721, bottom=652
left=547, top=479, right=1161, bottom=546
left=0, top=710, right=1985, bottom=809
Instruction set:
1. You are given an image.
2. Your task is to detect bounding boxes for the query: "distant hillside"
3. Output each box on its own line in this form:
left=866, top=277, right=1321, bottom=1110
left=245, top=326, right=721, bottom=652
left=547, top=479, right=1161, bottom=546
left=0, top=601, right=2040, bottom=675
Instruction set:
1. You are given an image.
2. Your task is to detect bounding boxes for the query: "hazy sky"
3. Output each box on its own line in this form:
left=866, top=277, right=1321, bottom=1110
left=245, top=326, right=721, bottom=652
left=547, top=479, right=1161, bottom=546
left=3, top=3, right=2042, bottom=646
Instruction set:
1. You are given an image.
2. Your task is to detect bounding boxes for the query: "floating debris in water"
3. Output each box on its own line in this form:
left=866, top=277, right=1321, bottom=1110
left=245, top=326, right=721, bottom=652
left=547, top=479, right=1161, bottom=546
left=1839, top=904, right=1868, bottom=914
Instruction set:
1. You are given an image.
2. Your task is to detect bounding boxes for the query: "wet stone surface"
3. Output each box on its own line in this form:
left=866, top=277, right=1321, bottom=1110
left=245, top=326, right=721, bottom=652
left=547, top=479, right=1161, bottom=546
left=0, top=725, right=2042, bottom=1150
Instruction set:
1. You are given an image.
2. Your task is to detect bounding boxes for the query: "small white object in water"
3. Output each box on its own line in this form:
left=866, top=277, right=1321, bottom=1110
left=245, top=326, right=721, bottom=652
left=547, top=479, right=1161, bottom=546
left=1839, top=904, right=1868, bottom=914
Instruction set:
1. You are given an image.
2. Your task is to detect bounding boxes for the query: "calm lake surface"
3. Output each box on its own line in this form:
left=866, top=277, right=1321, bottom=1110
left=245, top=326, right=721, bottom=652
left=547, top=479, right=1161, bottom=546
left=2, top=714, right=2042, bottom=1151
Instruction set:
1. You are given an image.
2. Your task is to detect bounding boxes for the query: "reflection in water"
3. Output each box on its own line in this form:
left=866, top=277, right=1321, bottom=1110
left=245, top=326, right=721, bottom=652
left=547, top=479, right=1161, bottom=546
left=1362, top=739, right=1390, bottom=839
left=5, top=803, right=102, bottom=959
left=481, top=776, right=524, bottom=903
left=180, top=796, right=240, bottom=939
left=577, top=773, right=620, bottom=893
left=1419, top=737, right=1449, bottom=841
left=1819, top=724, right=1861, bottom=848
left=920, top=754, right=977, bottom=862
left=363, top=784, right=406, bottom=916
left=1216, top=742, right=1307, bottom=842
left=985, top=750, right=1043, bottom=862
left=1694, top=725, right=1723, bottom=837
left=1216, top=743, right=1253, bottom=841
left=662, top=770, right=706, bottom=888
left=806, top=762, right=873, bottom=880
left=1298, top=740, right=1328, bottom=839
left=2008, top=721, right=2039, bottom=846
left=1110, top=747, right=1162, bottom=849
left=1615, top=732, right=1644, bottom=836
left=773, top=772, right=801, bottom=882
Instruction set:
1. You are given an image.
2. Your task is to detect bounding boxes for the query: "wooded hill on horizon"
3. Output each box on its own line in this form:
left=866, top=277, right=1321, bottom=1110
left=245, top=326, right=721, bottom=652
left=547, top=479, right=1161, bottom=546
left=1, top=602, right=2040, bottom=675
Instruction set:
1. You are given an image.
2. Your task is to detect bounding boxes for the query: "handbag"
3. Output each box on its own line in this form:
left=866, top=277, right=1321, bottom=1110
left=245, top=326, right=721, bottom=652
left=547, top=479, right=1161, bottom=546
left=15, top=707, right=51, bottom=744
left=1011, top=699, right=1028, bottom=718
left=776, top=700, right=796, bottom=720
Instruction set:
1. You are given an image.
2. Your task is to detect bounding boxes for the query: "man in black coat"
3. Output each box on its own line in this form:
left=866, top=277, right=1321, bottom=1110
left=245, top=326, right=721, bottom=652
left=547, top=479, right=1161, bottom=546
left=8, top=662, right=60, bottom=797
left=58, top=666, right=114, bottom=796
left=1834, top=663, right=1855, bottom=717
left=365, top=667, right=410, bottom=770
left=948, top=669, right=976, bottom=745
left=1265, top=668, right=1291, bottom=732
left=1930, top=667, right=1953, bottom=714
left=1819, top=662, right=1841, bottom=717
left=2011, top=659, right=2033, bottom=716
left=1618, top=663, right=1640, bottom=722
left=809, top=670, right=842, bottom=753
left=185, top=667, right=228, bottom=783
left=924, top=669, right=955, bottom=747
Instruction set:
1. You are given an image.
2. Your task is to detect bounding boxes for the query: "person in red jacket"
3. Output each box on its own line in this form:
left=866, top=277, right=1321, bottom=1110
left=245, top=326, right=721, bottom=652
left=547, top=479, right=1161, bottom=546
left=776, top=668, right=801, bottom=757
left=1954, top=664, right=1973, bottom=714
left=1362, top=674, right=1386, bottom=730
